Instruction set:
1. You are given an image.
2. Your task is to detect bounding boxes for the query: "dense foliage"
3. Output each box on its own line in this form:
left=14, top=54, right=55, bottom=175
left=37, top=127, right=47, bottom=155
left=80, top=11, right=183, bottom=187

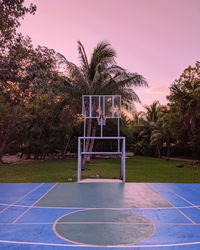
left=0, top=0, right=147, bottom=163
left=0, top=1, right=199, bottom=163
left=130, top=62, right=200, bottom=159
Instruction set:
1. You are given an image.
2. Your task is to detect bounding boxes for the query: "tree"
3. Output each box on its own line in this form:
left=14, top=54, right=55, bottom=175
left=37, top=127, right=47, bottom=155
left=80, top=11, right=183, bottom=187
left=143, top=101, right=166, bottom=122
left=0, top=36, right=33, bottom=163
left=0, top=1, right=82, bottom=162
left=134, top=101, right=166, bottom=157
left=0, top=34, right=75, bottom=162
left=18, top=85, right=75, bottom=160
left=167, top=61, right=200, bottom=158
left=0, top=0, right=36, bottom=47
left=61, top=41, right=148, bottom=169
left=150, top=109, right=176, bottom=160
left=0, top=0, right=36, bottom=162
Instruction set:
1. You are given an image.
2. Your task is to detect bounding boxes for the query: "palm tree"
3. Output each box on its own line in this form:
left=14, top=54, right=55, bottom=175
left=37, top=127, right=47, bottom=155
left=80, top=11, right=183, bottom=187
left=151, top=110, right=177, bottom=160
left=59, top=41, right=148, bottom=169
left=168, top=62, right=200, bottom=158
left=143, top=101, right=166, bottom=122
left=137, top=101, right=167, bottom=158
left=171, top=83, right=200, bottom=157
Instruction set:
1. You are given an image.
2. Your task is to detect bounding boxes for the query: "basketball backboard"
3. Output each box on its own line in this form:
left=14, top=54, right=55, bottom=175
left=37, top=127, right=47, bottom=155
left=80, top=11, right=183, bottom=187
left=82, top=95, right=121, bottom=119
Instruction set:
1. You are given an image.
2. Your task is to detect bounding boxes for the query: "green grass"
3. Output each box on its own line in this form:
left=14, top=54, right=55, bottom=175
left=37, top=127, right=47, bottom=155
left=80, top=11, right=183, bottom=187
left=0, top=156, right=200, bottom=183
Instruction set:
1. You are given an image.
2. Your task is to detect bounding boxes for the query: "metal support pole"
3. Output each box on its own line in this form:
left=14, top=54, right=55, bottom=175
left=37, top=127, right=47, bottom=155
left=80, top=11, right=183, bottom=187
left=82, top=96, right=84, bottom=117
left=77, top=137, right=81, bottom=182
left=99, top=96, right=101, bottom=115
left=120, top=138, right=123, bottom=180
left=122, top=137, right=126, bottom=182
left=103, top=96, right=105, bottom=115
left=118, top=117, right=120, bottom=152
left=119, top=95, right=122, bottom=118
left=89, top=96, right=92, bottom=117
left=112, top=95, right=114, bottom=117
left=99, top=96, right=103, bottom=137
left=83, top=119, right=86, bottom=152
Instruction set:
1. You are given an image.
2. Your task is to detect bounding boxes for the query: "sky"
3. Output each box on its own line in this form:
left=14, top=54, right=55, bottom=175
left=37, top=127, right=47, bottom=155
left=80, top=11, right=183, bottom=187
left=19, top=0, right=200, bottom=111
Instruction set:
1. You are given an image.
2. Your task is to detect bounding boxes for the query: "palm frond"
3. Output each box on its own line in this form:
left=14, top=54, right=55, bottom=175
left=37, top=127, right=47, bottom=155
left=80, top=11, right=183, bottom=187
left=89, top=41, right=116, bottom=81
left=77, top=41, right=89, bottom=73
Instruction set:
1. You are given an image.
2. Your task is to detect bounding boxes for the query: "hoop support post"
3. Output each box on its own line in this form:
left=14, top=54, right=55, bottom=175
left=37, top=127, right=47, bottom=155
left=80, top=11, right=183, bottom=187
left=77, top=136, right=126, bottom=183
left=77, top=137, right=81, bottom=182
left=122, top=137, right=126, bottom=182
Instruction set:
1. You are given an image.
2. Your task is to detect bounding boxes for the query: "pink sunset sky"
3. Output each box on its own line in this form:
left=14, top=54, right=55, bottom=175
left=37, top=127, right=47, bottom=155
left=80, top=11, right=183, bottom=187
left=19, top=0, right=200, bottom=111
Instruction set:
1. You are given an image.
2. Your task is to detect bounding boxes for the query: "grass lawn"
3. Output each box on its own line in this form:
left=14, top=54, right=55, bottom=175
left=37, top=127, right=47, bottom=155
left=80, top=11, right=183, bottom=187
left=0, top=156, right=200, bottom=183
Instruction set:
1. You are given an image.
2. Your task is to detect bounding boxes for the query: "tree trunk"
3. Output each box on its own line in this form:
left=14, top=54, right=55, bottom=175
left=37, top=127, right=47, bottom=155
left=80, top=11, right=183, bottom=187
left=86, top=122, right=97, bottom=162
left=26, top=153, right=31, bottom=159
left=0, top=126, right=9, bottom=164
left=62, top=135, right=71, bottom=159
left=81, top=118, right=92, bottom=170
left=0, top=105, right=19, bottom=163
left=156, top=144, right=161, bottom=158
left=0, top=141, right=6, bottom=164
left=166, top=139, right=171, bottom=160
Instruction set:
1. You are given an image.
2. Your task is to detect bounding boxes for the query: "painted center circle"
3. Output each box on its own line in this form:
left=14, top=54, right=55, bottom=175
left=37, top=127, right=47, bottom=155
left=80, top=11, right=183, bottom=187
left=54, top=209, right=155, bottom=246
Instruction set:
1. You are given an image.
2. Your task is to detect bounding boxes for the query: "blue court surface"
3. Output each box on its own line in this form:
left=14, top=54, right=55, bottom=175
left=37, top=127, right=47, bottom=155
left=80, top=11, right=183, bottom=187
left=0, top=182, right=200, bottom=249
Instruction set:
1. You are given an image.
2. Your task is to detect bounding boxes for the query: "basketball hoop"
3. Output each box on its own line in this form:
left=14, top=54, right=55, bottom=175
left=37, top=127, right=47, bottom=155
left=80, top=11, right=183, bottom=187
left=78, top=95, right=126, bottom=183
left=97, top=113, right=106, bottom=126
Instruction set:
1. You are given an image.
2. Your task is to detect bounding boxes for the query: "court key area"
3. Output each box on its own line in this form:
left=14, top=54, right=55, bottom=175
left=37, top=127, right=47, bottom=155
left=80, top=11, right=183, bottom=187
left=0, top=182, right=200, bottom=249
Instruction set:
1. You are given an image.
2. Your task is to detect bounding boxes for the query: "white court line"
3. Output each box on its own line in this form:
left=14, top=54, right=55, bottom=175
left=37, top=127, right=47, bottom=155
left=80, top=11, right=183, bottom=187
left=0, top=203, right=30, bottom=208
left=52, top=208, right=157, bottom=247
left=171, top=206, right=196, bottom=224
left=1, top=239, right=200, bottom=248
left=149, top=185, right=197, bottom=225
left=52, top=222, right=200, bottom=226
left=33, top=205, right=200, bottom=210
left=170, top=190, right=200, bottom=210
left=0, top=222, right=53, bottom=225
left=12, top=183, right=58, bottom=224
left=163, top=187, right=200, bottom=224
left=1, top=221, right=199, bottom=225
left=0, top=183, right=44, bottom=216
left=0, top=202, right=200, bottom=210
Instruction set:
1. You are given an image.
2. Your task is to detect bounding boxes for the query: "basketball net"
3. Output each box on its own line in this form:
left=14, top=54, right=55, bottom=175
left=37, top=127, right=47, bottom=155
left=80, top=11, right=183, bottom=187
left=97, top=113, right=106, bottom=126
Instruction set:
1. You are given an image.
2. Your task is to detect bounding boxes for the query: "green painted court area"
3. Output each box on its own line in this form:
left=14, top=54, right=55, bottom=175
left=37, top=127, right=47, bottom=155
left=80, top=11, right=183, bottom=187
left=55, top=209, right=155, bottom=246
left=36, top=183, right=172, bottom=208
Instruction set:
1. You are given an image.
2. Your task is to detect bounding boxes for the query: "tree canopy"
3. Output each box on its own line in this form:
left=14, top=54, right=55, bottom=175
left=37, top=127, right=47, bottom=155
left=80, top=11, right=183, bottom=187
left=0, top=0, right=36, bottom=46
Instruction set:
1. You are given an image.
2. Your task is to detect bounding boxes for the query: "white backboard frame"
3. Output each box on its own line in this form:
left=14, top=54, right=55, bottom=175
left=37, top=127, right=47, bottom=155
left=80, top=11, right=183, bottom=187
left=82, top=95, right=121, bottom=119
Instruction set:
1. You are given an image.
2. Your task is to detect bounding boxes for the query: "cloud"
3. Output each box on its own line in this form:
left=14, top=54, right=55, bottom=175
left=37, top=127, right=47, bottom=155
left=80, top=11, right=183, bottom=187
left=149, top=86, right=169, bottom=95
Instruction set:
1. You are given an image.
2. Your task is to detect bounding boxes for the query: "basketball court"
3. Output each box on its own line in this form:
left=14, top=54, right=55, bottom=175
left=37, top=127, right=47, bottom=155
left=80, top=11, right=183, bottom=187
left=0, top=182, right=200, bottom=249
